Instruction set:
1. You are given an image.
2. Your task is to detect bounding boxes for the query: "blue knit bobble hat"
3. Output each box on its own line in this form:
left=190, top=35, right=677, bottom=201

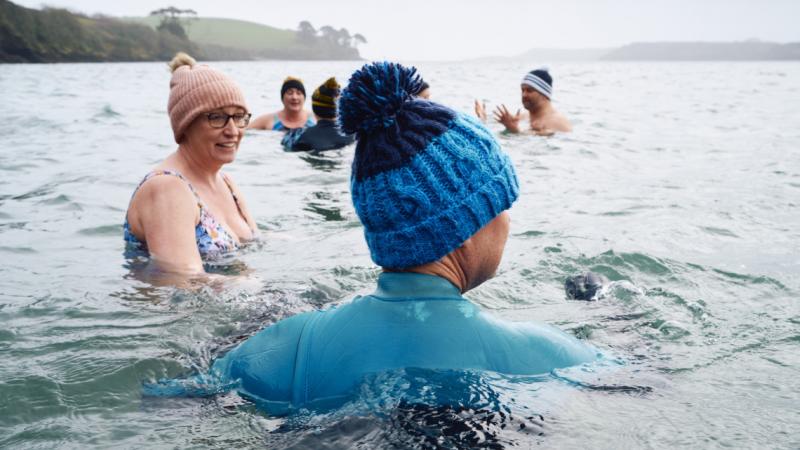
left=339, top=62, right=519, bottom=269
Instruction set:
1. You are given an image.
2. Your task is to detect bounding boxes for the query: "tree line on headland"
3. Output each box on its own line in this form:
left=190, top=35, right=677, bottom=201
left=0, top=0, right=366, bottom=63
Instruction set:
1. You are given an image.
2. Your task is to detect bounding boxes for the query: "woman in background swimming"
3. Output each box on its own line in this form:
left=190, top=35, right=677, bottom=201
left=248, top=77, right=315, bottom=131
left=124, top=53, right=257, bottom=278
left=414, top=80, right=431, bottom=99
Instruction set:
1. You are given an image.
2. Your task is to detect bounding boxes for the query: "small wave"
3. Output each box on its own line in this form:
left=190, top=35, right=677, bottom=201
left=643, top=319, right=691, bottom=340
left=515, top=230, right=546, bottom=238
left=0, top=329, right=17, bottom=341
left=551, top=372, right=653, bottom=395
left=303, top=202, right=346, bottom=222
left=39, top=194, right=71, bottom=205
left=710, top=268, right=787, bottom=289
left=96, top=104, right=122, bottom=118
left=0, top=221, right=28, bottom=231
left=77, top=224, right=122, bottom=237
left=12, top=184, right=56, bottom=201
left=699, top=226, right=739, bottom=238
left=0, top=163, right=39, bottom=172
left=0, top=375, right=68, bottom=426
left=599, top=210, right=634, bottom=217
left=588, top=250, right=673, bottom=276
left=0, top=246, right=37, bottom=254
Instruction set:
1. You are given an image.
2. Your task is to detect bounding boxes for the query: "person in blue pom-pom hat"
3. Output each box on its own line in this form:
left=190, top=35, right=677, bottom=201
left=145, top=62, right=598, bottom=414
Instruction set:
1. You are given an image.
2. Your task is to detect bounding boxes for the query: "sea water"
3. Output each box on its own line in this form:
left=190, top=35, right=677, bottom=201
left=0, top=60, right=798, bottom=448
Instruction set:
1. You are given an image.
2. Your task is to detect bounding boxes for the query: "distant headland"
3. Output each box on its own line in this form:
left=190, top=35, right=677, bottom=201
left=602, top=40, right=800, bottom=61
left=0, top=0, right=366, bottom=63
left=478, top=40, right=800, bottom=63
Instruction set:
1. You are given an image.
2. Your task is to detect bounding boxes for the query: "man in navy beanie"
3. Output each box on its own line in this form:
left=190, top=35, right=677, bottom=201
left=475, top=67, right=572, bottom=135
left=146, top=62, right=597, bottom=414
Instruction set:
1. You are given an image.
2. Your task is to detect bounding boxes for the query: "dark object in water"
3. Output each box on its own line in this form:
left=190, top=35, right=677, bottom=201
left=565, top=272, right=608, bottom=301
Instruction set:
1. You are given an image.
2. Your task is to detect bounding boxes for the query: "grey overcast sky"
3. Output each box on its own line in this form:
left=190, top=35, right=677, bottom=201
left=15, top=0, right=800, bottom=60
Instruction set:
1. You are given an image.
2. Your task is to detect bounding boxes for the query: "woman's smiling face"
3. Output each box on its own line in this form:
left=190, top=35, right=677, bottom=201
left=282, top=87, right=305, bottom=113
left=182, top=105, right=247, bottom=165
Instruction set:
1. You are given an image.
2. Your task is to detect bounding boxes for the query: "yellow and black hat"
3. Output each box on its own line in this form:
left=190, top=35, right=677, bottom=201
left=312, top=77, right=340, bottom=119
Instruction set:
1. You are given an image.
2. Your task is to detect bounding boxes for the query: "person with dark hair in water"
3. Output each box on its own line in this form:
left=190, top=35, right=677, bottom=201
left=414, top=80, right=431, bottom=99
left=475, top=67, right=572, bottom=135
left=565, top=272, right=609, bottom=300
left=248, top=76, right=315, bottom=131
left=146, top=62, right=597, bottom=413
left=281, top=77, right=354, bottom=152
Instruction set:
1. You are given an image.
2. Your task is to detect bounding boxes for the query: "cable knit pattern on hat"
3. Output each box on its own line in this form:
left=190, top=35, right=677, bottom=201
left=167, top=53, right=248, bottom=143
left=340, top=62, right=519, bottom=269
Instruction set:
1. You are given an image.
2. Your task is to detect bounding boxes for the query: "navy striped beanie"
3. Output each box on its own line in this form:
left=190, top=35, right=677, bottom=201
left=522, top=67, right=553, bottom=100
left=338, top=62, right=519, bottom=269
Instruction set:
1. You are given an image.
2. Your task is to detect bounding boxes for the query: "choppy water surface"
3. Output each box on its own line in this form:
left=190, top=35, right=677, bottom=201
left=1, top=60, right=798, bottom=449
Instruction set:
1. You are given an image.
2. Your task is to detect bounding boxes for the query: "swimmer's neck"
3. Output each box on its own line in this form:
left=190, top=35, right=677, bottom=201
left=313, top=114, right=336, bottom=123
left=169, top=147, right=225, bottom=187
left=527, top=100, right=555, bottom=121
left=281, top=108, right=305, bottom=121
left=384, top=253, right=473, bottom=294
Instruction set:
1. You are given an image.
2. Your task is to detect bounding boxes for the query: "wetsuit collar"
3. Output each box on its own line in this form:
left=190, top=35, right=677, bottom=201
left=372, top=272, right=464, bottom=300
left=315, top=119, right=337, bottom=127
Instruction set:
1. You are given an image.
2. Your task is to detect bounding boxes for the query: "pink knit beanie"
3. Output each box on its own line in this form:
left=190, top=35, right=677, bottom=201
left=167, top=53, right=248, bottom=143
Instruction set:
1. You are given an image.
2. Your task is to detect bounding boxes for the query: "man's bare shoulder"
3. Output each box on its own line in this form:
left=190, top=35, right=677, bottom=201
left=535, top=111, right=572, bottom=134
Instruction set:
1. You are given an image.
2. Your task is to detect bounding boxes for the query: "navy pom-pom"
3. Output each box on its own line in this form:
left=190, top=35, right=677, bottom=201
left=338, top=62, right=424, bottom=135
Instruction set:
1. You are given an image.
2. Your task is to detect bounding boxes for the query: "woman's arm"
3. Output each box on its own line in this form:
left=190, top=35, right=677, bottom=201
left=247, top=112, right=275, bottom=130
left=128, top=175, right=204, bottom=275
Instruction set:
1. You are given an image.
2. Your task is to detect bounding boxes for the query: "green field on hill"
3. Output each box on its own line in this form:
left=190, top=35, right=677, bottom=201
left=124, top=16, right=295, bottom=52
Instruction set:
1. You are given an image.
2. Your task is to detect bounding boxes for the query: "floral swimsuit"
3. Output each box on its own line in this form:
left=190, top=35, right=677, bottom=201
left=124, top=170, right=253, bottom=258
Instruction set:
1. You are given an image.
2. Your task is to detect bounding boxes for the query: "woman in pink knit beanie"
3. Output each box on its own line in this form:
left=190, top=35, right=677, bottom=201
left=123, top=53, right=257, bottom=280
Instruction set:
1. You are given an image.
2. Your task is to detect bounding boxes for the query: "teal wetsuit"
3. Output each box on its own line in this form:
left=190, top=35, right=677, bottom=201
left=153, top=273, right=599, bottom=413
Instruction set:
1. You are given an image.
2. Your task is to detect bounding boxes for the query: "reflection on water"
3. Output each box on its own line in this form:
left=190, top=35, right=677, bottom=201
left=298, top=150, right=348, bottom=172
left=304, top=190, right=346, bottom=222
left=0, top=61, right=799, bottom=448
left=257, top=369, right=550, bottom=449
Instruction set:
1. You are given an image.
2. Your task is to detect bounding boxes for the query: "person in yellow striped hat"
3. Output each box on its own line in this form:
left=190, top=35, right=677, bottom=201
left=281, top=77, right=355, bottom=152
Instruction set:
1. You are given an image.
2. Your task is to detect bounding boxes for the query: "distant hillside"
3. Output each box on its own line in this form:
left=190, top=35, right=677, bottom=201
left=1, top=0, right=364, bottom=63
left=0, top=0, right=197, bottom=62
left=603, top=41, right=800, bottom=61
left=124, top=16, right=362, bottom=60
left=486, top=41, right=800, bottom=63
left=466, top=47, right=609, bottom=63
left=124, top=16, right=295, bottom=52
left=515, top=47, right=611, bottom=61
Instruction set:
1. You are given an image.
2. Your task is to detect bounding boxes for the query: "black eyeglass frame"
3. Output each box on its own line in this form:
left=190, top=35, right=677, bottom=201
left=205, top=112, right=252, bottom=129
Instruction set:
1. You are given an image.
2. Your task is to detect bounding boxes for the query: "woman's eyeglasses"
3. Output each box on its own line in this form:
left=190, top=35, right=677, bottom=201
left=206, top=112, right=252, bottom=128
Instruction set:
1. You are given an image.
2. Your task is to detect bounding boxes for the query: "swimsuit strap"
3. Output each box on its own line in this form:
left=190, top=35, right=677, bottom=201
left=272, top=113, right=286, bottom=131
left=136, top=170, right=247, bottom=223
left=220, top=173, right=248, bottom=226
left=131, top=170, right=203, bottom=210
